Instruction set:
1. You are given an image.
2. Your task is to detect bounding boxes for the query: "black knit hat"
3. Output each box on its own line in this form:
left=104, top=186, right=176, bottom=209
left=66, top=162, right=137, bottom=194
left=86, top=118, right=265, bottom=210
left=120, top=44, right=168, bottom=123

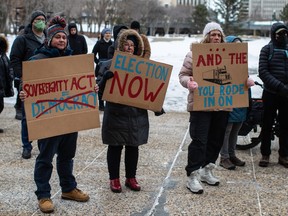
left=30, top=10, right=46, bottom=24
left=130, top=21, right=140, bottom=30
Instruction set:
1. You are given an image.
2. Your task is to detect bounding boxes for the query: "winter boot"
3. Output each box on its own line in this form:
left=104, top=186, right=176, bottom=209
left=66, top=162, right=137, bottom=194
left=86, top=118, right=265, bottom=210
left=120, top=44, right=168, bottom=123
left=186, top=170, right=203, bottom=194
left=199, top=163, right=220, bottom=186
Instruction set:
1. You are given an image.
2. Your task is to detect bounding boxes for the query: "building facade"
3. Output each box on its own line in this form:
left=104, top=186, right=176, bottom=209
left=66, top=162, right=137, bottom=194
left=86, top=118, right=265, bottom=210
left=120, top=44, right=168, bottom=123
left=249, top=0, right=288, bottom=20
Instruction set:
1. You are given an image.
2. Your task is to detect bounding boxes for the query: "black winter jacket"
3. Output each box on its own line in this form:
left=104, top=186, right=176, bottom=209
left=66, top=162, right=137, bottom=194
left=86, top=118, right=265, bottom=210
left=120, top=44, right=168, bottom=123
left=259, top=22, right=288, bottom=94
left=10, top=24, right=46, bottom=78
left=0, top=36, right=14, bottom=98
left=100, top=29, right=148, bottom=146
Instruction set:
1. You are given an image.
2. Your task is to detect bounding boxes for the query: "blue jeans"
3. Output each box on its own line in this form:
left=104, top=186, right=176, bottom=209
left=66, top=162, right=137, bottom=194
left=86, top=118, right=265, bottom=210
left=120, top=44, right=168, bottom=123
left=21, top=103, right=32, bottom=151
left=34, top=132, right=78, bottom=199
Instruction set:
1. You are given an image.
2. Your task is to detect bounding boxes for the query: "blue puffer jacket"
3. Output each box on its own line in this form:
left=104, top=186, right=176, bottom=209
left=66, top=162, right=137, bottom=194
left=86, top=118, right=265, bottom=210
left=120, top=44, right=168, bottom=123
left=226, top=35, right=248, bottom=123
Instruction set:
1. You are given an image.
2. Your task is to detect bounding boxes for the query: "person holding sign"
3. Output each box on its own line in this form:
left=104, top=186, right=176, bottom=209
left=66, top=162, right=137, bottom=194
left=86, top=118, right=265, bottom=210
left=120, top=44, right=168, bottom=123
left=179, top=22, right=230, bottom=194
left=98, top=29, right=164, bottom=193
left=20, top=16, right=89, bottom=214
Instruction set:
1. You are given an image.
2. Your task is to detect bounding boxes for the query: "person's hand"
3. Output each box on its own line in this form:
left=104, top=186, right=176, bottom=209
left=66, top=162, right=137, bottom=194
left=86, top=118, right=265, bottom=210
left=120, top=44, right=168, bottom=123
left=187, top=77, right=198, bottom=91
left=154, top=108, right=165, bottom=116
left=94, top=84, right=99, bottom=93
left=19, top=91, right=27, bottom=101
left=246, top=77, right=255, bottom=88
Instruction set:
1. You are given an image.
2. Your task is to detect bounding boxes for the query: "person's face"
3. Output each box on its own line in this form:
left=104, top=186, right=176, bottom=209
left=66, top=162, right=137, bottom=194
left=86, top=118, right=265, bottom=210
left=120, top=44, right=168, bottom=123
left=123, top=39, right=135, bottom=54
left=70, top=27, right=77, bottom=35
left=276, top=30, right=287, bottom=41
left=51, top=32, right=67, bottom=50
left=32, top=15, right=46, bottom=32
left=209, top=30, right=222, bottom=43
left=104, top=32, right=111, bottom=40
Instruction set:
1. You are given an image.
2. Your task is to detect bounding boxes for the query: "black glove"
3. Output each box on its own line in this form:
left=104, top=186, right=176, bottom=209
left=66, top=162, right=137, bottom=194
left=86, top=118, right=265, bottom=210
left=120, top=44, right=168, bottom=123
left=154, top=108, right=166, bottom=116
left=279, top=84, right=288, bottom=97
left=98, top=70, right=114, bottom=92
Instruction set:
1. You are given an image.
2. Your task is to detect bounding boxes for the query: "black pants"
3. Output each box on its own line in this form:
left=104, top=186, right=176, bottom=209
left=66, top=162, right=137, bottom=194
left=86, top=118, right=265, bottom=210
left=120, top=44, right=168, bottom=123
left=0, top=97, right=4, bottom=114
left=107, top=145, right=139, bottom=180
left=261, top=90, right=288, bottom=157
left=186, top=111, right=229, bottom=176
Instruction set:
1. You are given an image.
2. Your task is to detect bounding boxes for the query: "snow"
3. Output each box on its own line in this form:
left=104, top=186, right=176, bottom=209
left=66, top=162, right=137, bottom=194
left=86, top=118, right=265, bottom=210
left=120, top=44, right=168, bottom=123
left=4, top=34, right=270, bottom=112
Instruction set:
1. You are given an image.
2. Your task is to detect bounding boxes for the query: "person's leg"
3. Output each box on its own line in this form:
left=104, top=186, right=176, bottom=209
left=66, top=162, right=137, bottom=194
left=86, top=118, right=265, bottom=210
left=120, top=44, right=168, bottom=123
left=278, top=97, right=288, bottom=161
left=21, top=104, right=33, bottom=158
left=185, top=111, right=211, bottom=176
left=107, top=145, right=123, bottom=179
left=220, top=122, right=233, bottom=159
left=219, top=122, right=236, bottom=170
left=260, top=91, right=278, bottom=156
left=34, top=138, right=57, bottom=200
left=107, top=145, right=123, bottom=192
left=124, top=146, right=141, bottom=191
left=56, top=132, right=78, bottom=193
left=229, top=122, right=243, bottom=157
left=125, top=146, right=139, bottom=178
left=0, top=97, right=3, bottom=133
left=205, top=111, right=229, bottom=166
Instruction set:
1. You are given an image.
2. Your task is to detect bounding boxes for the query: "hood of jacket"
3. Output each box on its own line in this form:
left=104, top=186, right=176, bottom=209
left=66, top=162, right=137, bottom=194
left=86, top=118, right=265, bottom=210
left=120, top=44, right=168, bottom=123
left=270, top=22, right=288, bottom=44
left=116, top=29, right=144, bottom=57
left=0, top=35, right=8, bottom=53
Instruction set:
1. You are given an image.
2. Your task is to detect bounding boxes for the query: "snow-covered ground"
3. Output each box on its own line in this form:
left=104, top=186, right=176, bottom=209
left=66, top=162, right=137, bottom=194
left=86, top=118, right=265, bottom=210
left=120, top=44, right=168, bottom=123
left=4, top=34, right=270, bottom=112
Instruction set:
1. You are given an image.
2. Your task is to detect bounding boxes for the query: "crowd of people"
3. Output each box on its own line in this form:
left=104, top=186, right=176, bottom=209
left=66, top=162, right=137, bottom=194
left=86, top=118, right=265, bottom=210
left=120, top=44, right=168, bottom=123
left=1, top=9, right=288, bottom=214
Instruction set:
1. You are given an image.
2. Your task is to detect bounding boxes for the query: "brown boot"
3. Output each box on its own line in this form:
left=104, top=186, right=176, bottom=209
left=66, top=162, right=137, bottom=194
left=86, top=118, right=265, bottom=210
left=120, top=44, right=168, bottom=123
left=38, top=198, right=54, bottom=213
left=278, top=156, right=288, bottom=168
left=259, top=155, right=270, bottom=167
left=61, top=188, right=89, bottom=202
left=230, top=156, right=245, bottom=166
left=220, top=158, right=236, bottom=170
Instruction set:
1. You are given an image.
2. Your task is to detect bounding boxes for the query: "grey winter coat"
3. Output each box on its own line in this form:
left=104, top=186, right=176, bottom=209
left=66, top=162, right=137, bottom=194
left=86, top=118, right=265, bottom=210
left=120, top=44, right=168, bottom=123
left=100, top=29, right=149, bottom=146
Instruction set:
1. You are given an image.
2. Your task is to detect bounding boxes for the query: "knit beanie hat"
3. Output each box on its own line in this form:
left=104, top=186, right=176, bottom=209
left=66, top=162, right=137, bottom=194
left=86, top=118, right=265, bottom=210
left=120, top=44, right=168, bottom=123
left=130, top=21, right=140, bottom=30
left=46, top=16, right=67, bottom=47
left=30, top=10, right=46, bottom=25
left=101, top=28, right=111, bottom=36
left=203, top=22, right=224, bottom=37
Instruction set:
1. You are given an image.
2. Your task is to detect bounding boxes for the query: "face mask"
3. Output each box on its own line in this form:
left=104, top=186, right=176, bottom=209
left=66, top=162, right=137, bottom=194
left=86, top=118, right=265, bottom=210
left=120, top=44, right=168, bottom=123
left=34, top=20, right=46, bottom=31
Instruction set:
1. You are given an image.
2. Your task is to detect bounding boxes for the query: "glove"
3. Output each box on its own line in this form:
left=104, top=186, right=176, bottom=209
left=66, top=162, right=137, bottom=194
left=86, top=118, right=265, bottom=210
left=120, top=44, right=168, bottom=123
left=246, top=77, right=255, bottom=88
left=154, top=108, right=166, bottom=116
left=187, top=77, right=198, bottom=92
left=279, top=84, right=288, bottom=97
left=98, top=70, right=114, bottom=92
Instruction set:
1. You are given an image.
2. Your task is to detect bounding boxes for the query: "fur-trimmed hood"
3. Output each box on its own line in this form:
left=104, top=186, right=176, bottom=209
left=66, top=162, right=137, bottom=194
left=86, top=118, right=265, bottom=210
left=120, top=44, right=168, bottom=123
left=116, top=29, right=144, bottom=57
left=0, top=35, right=8, bottom=53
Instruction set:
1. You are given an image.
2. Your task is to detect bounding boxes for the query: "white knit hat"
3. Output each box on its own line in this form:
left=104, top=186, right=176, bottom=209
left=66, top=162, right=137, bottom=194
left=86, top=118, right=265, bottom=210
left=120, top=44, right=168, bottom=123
left=203, top=22, right=224, bottom=36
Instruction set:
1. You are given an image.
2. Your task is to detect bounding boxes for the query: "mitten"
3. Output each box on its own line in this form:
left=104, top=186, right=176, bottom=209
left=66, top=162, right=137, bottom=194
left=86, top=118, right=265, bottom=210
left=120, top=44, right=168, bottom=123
left=154, top=108, right=166, bottom=116
left=246, top=77, right=255, bottom=88
left=98, top=70, right=114, bottom=92
left=187, top=78, right=198, bottom=91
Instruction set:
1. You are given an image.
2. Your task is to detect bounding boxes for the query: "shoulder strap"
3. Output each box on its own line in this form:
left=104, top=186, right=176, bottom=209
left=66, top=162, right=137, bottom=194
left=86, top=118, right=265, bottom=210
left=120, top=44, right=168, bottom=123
left=268, top=43, right=274, bottom=61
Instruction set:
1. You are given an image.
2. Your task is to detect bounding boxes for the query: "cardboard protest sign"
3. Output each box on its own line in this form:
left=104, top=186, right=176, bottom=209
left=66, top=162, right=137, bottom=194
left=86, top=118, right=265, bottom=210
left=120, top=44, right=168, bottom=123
left=102, top=51, right=173, bottom=112
left=192, top=43, right=249, bottom=110
left=23, top=54, right=100, bottom=141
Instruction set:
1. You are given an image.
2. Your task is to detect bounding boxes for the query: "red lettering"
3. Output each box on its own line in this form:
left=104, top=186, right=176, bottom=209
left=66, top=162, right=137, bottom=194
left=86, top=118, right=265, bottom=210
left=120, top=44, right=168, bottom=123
left=196, top=55, right=206, bottom=67
left=196, top=54, right=222, bottom=67
left=128, top=76, right=142, bottom=98
left=144, top=79, right=164, bottom=102
left=109, top=71, right=128, bottom=95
